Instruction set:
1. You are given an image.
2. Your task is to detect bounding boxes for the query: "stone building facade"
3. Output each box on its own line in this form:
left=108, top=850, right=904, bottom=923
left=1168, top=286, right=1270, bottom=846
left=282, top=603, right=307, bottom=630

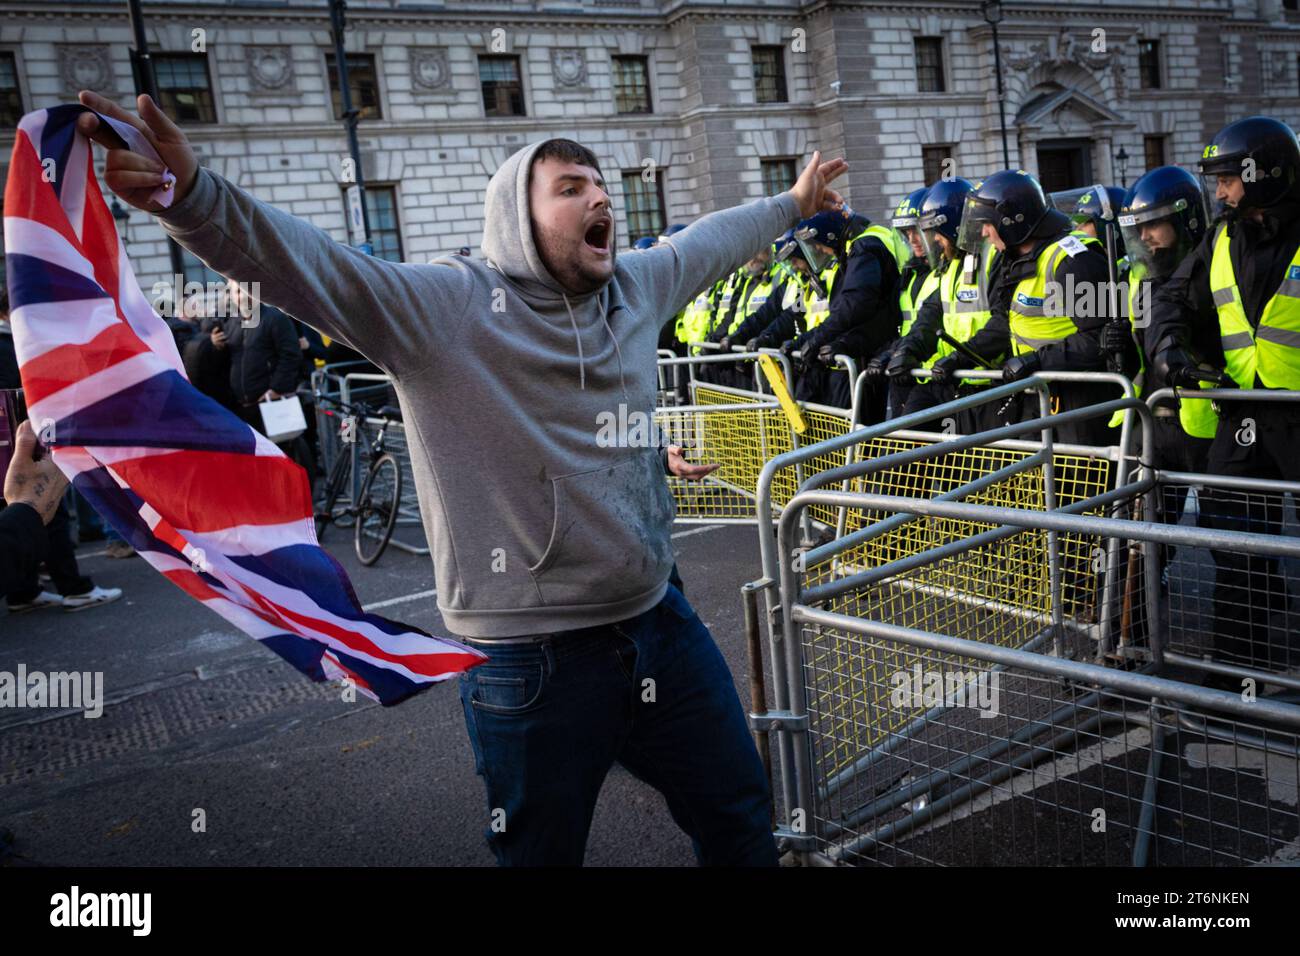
left=2, top=0, right=1300, bottom=296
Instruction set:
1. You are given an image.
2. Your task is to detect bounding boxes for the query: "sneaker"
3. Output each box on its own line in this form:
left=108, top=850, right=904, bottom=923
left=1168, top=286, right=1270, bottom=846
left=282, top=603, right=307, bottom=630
left=61, top=586, right=123, bottom=612
left=7, top=590, right=63, bottom=613
left=105, top=541, right=136, bottom=559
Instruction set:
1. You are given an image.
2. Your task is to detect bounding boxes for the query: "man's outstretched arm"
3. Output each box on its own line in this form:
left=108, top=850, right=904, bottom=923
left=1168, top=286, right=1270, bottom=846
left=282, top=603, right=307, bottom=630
left=623, top=152, right=848, bottom=325
left=76, top=92, right=468, bottom=377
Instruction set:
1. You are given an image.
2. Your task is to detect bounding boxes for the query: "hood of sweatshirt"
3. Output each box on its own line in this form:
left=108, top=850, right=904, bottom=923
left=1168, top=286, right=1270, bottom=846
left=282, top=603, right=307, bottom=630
left=480, top=141, right=626, bottom=393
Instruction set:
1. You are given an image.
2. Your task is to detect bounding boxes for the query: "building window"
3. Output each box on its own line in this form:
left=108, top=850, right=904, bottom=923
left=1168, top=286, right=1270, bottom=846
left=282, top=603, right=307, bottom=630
left=479, top=55, right=526, bottom=116
left=921, top=145, right=953, bottom=186
left=761, top=158, right=797, bottom=195
left=751, top=45, right=788, bottom=104
left=1143, top=135, right=1166, bottom=171
left=914, top=38, right=946, bottom=93
left=168, top=241, right=225, bottom=299
left=326, top=53, right=382, bottom=121
left=154, top=53, right=216, bottom=124
left=0, top=52, right=23, bottom=128
left=1138, top=39, right=1162, bottom=89
left=355, top=185, right=404, bottom=262
left=622, top=171, right=666, bottom=244
left=612, top=55, right=652, bottom=114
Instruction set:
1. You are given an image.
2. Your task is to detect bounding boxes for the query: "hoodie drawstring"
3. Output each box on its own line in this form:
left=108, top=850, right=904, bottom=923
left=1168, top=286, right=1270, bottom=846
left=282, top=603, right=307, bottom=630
left=562, top=293, right=586, bottom=390
left=562, top=293, right=628, bottom=398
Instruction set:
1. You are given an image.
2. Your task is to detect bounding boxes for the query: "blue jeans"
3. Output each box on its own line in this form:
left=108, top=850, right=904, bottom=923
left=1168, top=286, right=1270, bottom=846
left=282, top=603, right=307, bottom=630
left=458, top=583, right=778, bottom=866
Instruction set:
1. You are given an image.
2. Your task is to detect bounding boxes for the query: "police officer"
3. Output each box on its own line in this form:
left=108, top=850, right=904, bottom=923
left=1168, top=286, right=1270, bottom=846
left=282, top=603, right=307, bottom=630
left=935, top=169, right=1114, bottom=446
left=864, top=188, right=934, bottom=417
left=1112, top=165, right=1215, bottom=487
left=707, top=246, right=781, bottom=387
left=1149, top=116, right=1300, bottom=675
left=1070, top=185, right=1130, bottom=274
left=886, top=178, right=999, bottom=431
left=785, top=206, right=909, bottom=411
left=719, top=231, right=811, bottom=388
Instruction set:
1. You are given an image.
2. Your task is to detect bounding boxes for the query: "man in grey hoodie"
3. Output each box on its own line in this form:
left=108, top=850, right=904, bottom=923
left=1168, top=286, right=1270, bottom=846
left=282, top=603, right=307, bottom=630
left=77, top=90, right=846, bottom=866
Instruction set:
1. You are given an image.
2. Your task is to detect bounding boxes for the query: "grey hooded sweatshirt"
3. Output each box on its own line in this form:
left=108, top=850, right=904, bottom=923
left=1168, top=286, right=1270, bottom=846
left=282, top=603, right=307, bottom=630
left=156, top=141, right=801, bottom=638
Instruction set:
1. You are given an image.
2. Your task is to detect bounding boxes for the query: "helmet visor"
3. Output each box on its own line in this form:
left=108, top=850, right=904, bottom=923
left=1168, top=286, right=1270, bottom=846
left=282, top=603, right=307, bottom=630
left=1199, top=170, right=1241, bottom=218
left=918, top=210, right=951, bottom=269
left=794, top=228, right=835, bottom=274
left=1118, top=200, right=1193, bottom=281
left=956, top=195, right=996, bottom=255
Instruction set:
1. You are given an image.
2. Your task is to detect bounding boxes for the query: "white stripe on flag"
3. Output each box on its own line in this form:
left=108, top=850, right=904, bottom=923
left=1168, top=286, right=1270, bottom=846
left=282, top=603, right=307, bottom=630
left=3, top=214, right=99, bottom=284
left=26, top=349, right=170, bottom=424
left=61, top=132, right=89, bottom=237
left=9, top=297, right=121, bottom=361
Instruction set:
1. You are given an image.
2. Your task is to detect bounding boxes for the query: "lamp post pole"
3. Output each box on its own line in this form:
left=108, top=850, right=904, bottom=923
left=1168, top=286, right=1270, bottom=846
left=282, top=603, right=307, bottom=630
left=329, top=0, right=372, bottom=253
left=983, top=1, right=1011, bottom=168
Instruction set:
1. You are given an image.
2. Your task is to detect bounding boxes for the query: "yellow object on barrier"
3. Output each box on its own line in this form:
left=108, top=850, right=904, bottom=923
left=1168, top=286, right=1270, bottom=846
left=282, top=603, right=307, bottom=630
left=757, top=354, right=808, bottom=435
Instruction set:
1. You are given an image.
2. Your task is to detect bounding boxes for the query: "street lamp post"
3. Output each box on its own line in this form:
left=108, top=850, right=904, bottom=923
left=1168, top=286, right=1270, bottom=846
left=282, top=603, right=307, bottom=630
left=329, top=0, right=372, bottom=253
left=982, top=0, right=1011, bottom=169
left=1116, top=145, right=1130, bottom=188
left=125, top=0, right=158, bottom=102
left=109, top=197, right=131, bottom=248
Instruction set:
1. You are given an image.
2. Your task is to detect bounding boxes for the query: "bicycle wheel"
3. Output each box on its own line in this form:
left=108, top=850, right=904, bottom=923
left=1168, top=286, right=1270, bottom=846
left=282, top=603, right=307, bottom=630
left=314, top=448, right=350, bottom=539
left=354, top=453, right=403, bottom=566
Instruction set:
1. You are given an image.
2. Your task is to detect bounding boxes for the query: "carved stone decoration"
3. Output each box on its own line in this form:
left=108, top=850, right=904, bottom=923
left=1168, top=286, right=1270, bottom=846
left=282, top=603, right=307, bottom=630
left=1005, top=28, right=1124, bottom=99
left=551, top=48, right=588, bottom=88
left=246, top=46, right=295, bottom=93
left=1007, top=29, right=1114, bottom=73
left=58, top=45, right=115, bottom=95
left=410, top=47, right=451, bottom=91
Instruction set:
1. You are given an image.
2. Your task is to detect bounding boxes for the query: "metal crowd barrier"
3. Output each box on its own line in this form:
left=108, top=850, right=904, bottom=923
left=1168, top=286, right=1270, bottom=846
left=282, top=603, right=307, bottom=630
left=1144, top=387, right=1300, bottom=689
left=656, top=350, right=866, bottom=534
left=748, top=376, right=1300, bottom=866
left=312, top=365, right=429, bottom=557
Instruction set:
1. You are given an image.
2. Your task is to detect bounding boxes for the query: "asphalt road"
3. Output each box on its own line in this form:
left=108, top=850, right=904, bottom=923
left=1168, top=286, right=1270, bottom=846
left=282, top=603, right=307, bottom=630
left=0, top=520, right=769, bottom=867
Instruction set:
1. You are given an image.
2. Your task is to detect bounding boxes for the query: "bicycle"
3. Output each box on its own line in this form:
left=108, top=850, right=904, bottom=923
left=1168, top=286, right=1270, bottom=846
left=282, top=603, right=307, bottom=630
left=314, top=399, right=404, bottom=566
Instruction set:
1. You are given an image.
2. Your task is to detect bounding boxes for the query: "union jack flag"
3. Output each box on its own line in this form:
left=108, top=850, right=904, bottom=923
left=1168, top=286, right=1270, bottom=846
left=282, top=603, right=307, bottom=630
left=4, top=104, right=485, bottom=703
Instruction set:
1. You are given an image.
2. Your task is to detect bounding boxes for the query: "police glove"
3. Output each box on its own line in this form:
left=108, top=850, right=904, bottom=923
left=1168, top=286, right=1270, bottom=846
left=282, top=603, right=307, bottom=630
left=865, top=351, right=890, bottom=383
left=1151, top=345, right=1216, bottom=389
left=745, top=337, right=762, bottom=353
left=779, top=339, right=799, bottom=362
left=927, top=353, right=963, bottom=385
left=1000, top=352, right=1042, bottom=384
left=886, top=348, right=921, bottom=380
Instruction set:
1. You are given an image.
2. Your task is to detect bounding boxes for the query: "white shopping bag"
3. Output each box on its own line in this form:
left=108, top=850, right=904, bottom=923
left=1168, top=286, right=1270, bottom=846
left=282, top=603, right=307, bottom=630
left=258, top=394, right=307, bottom=443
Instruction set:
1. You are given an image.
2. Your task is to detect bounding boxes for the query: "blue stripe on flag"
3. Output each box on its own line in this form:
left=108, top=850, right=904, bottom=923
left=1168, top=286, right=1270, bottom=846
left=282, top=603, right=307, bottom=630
left=38, top=105, right=81, bottom=202
left=56, top=370, right=260, bottom=453
left=7, top=253, right=110, bottom=312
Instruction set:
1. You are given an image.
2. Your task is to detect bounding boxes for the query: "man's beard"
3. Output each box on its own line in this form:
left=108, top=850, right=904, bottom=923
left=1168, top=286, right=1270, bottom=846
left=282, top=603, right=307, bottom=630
left=534, top=222, right=615, bottom=295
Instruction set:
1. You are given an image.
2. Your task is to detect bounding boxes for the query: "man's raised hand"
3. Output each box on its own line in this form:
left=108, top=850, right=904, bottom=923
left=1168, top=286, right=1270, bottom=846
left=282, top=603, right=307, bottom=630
left=75, top=91, right=199, bottom=213
left=790, top=150, right=849, bottom=219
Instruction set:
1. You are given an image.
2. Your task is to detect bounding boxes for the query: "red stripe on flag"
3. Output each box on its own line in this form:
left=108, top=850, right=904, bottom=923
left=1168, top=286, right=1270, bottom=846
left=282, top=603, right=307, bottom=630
left=109, top=449, right=313, bottom=531
left=20, top=320, right=152, bottom=404
left=4, top=130, right=85, bottom=253
left=81, top=152, right=122, bottom=303
left=162, top=568, right=226, bottom=603
left=240, top=584, right=478, bottom=676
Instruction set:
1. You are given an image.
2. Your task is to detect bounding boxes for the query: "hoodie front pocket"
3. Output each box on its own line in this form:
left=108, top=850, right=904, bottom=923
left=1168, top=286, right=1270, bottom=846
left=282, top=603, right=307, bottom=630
left=528, top=451, right=676, bottom=607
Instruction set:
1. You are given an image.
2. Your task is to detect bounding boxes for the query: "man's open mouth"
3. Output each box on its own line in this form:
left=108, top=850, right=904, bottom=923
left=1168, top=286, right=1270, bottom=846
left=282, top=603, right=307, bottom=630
left=584, top=217, right=612, bottom=254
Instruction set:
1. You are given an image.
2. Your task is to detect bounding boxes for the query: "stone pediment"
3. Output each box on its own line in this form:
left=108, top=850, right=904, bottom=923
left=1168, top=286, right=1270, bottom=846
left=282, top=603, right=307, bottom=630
left=1014, top=85, right=1124, bottom=135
